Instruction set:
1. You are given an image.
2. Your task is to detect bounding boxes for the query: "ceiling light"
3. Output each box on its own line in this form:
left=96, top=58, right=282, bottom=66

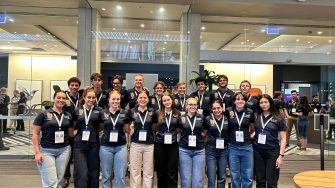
left=44, top=44, right=47, bottom=47
left=149, top=10, right=154, bottom=14
left=127, top=40, right=131, bottom=43
left=246, top=40, right=250, bottom=42
left=102, top=8, right=106, bottom=11
left=116, top=5, right=122, bottom=10
left=328, top=40, right=333, bottom=43
left=165, top=34, right=169, bottom=37
left=8, top=18, right=14, bottom=22
left=159, top=7, right=165, bottom=12
left=240, top=42, right=244, bottom=45
left=244, top=28, right=249, bottom=31
left=280, top=45, right=284, bottom=48
left=112, top=28, right=116, bottom=31
left=261, top=29, right=266, bottom=32
left=296, top=39, right=300, bottom=42
left=125, top=33, right=128, bottom=36
left=14, top=32, right=17, bottom=34
left=200, top=35, right=202, bottom=39
left=162, top=47, right=166, bottom=50
left=140, top=24, right=145, bottom=28
left=7, top=42, right=10, bottom=44
left=310, top=46, right=314, bottom=48
left=36, top=34, right=40, bottom=37
left=326, top=52, right=331, bottom=55
left=307, top=41, right=311, bottom=44
left=130, top=46, right=132, bottom=49
left=251, top=42, right=255, bottom=45
left=201, top=26, right=206, bottom=30
left=317, top=31, right=323, bottom=35
left=164, top=41, right=167, bottom=44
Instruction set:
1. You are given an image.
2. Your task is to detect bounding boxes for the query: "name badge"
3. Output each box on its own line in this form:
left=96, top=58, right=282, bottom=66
left=180, top=111, right=186, bottom=116
left=235, top=131, right=244, bottom=142
left=223, top=103, right=226, bottom=111
left=164, top=133, right=173, bottom=144
left=109, top=131, right=118, bottom=142
left=292, top=108, right=296, bottom=113
left=55, top=131, right=64, bottom=143
left=139, top=130, right=147, bottom=141
left=197, top=109, right=203, bottom=115
left=216, top=138, right=225, bottom=149
left=258, top=134, right=267, bottom=144
left=188, top=135, right=197, bottom=147
left=82, top=130, right=90, bottom=141
left=314, top=108, right=318, bottom=113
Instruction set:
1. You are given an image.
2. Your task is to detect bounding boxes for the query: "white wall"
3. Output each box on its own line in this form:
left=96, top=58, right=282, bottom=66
left=204, top=63, right=273, bottom=96
left=8, top=54, right=77, bottom=105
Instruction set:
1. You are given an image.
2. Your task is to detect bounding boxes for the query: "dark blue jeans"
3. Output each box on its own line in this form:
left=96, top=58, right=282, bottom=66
left=73, top=142, right=100, bottom=188
left=298, top=116, right=308, bottom=138
left=205, top=145, right=228, bottom=188
left=228, top=143, right=253, bottom=188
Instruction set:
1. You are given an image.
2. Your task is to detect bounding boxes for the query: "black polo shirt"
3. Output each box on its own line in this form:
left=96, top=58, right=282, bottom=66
left=155, top=112, right=180, bottom=144
left=100, top=109, right=130, bottom=147
left=148, top=95, right=162, bottom=111
left=127, top=88, right=149, bottom=109
left=72, top=106, right=102, bottom=144
left=210, top=88, right=234, bottom=109
left=225, top=107, right=255, bottom=145
left=127, top=107, right=157, bottom=144
left=0, top=93, right=10, bottom=113
left=274, top=99, right=285, bottom=111
left=285, top=99, right=299, bottom=117
left=96, top=90, right=108, bottom=109
left=190, top=91, right=211, bottom=117
left=245, top=95, right=258, bottom=114
left=253, top=114, right=287, bottom=150
left=33, top=109, right=73, bottom=149
left=204, top=114, right=229, bottom=148
left=177, top=114, right=206, bottom=150
left=173, top=94, right=189, bottom=113
left=310, top=102, right=323, bottom=113
left=64, top=90, right=83, bottom=114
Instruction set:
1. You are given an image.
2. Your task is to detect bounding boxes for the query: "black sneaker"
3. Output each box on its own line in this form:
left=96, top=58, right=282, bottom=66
left=0, top=146, right=10, bottom=151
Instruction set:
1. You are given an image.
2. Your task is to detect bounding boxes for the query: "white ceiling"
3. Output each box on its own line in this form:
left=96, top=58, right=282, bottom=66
left=0, top=0, right=335, bottom=58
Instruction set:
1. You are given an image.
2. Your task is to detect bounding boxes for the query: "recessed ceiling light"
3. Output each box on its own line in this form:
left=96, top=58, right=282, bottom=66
left=261, top=29, right=266, bottom=32
left=201, top=26, right=206, bottom=30
left=140, top=24, right=145, bottom=28
left=76, top=20, right=78, bottom=24
left=326, top=52, right=331, bottom=55
left=7, top=42, right=10, bottom=44
left=328, top=40, right=333, bottom=43
left=280, top=45, right=284, bottom=48
left=159, top=7, right=165, bottom=12
left=127, top=40, right=131, bottom=43
left=162, top=47, right=166, bottom=50
left=8, top=18, right=14, bottom=22
left=251, top=42, right=255, bottom=45
left=14, top=32, right=17, bottom=34
left=36, top=34, right=40, bottom=37
left=240, top=42, right=244, bottom=45
left=44, top=44, right=47, bottom=47
left=317, top=31, right=323, bottom=35
left=125, top=33, right=128, bottom=36
left=246, top=40, right=250, bottom=42
left=112, top=28, right=116, bottom=31
left=296, top=39, right=300, bottom=42
left=116, top=5, right=122, bottom=10
left=102, top=8, right=106, bottom=11
left=307, top=41, right=311, bottom=44
left=130, top=46, right=132, bottom=49
left=165, top=34, right=169, bottom=37
left=164, top=41, right=167, bottom=44
left=107, top=54, right=110, bottom=56
left=310, top=46, right=314, bottom=48
left=200, top=35, right=202, bottom=39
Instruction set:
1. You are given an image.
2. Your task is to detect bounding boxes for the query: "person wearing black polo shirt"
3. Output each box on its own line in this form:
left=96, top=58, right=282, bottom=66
left=154, top=92, right=180, bottom=188
left=32, top=91, right=73, bottom=188
left=254, top=94, right=287, bottom=188
left=149, top=81, right=166, bottom=111
left=71, top=88, right=102, bottom=188
left=285, top=90, right=299, bottom=147
left=240, top=80, right=258, bottom=113
left=0, top=87, right=10, bottom=134
left=127, top=73, right=149, bottom=109
left=173, top=81, right=189, bottom=115
left=210, top=74, right=234, bottom=111
left=128, top=91, right=157, bottom=188
left=109, top=74, right=129, bottom=110
left=91, top=73, right=108, bottom=109
left=205, top=100, right=229, bottom=188
left=225, top=92, right=255, bottom=188
left=178, top=97, right=207, bottom=188
left=273, top=91, right=287, bottom=119
left=190, top=77, right=211, bottom=117
left=296, top=96, right=312, bottom=150
left=100, top=90, right=130, bottom=188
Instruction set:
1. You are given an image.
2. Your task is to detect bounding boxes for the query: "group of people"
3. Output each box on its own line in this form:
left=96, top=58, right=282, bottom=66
left=31, top=72, right=293, bottom=188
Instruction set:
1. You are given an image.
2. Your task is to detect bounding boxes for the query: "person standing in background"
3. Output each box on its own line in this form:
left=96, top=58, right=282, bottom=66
left=273, top=91, right=287, bottom=119
left=90, top=73, right=108, bottom=109
left=109, top=75, right=129, bottom=110
left=190, top=77, right=211, bottom=117
left=240, top=80, right=258, bottom=113
left=285, top=90, right=300, bottom=147
left=173, top=82, right=189, bottom=115
left=9, top=90, right=20, bottom=134
left=210, top=75, right=234, bottom=110
left=296, top=96, right=312, bottom=150
left=0, top=87, right=10, bottom=134
left=127, top=73, right=149, bottom=109
left=149, top=81, right=166, bottom=111
left=16, top=92, right=27, bottom=131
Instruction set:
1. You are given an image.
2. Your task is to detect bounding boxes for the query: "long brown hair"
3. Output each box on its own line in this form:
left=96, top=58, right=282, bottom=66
left=157, top=92, right=180, bottom=125
left=256, top=94, right=281, bottom=127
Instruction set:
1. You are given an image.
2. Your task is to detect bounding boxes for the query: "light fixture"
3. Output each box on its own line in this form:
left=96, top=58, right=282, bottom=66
left=44, top=44, right=47, bottom=47
left=246, top=40, right=250, bottom=42
left=261, top=29, right=266, bottom=32
left=307, top=41, right=311, bottom=44
left=164, top=41, right=167, bottom=44
left=326, top=52, right=331, bottom=55
left=14, top=32, right=17, bottom=34
left=107, top=54, right=110, bottom=56
left=251, top=42, right=255, bottom=45
left=165, top=34, right=169, bottom=37
left=328, top=40, right=333, bottom=43
left=162, top=47, right=166, bottom=50
left=8, top=18, right=14, bottom=22
left=116, top=5, right=122, bottom=10
left=200, top=35, right=202, bottom=39
left=102, top=8, right=106, bottom=11
left=159, top=7, right=165, bottom=12
left=201, top=26, right=206, bottom=31
left=7, top=42, right=10, bottom=44
left=296, top=39, right=300, bottom=42
left=112, top=28, right=116, bottom=31
left=36, top=34, right=40, bottom=37
left=127, top=40, right=131, bottom=43
left=140, top=24, right=145, bottom=28
left=317, top=31, right=323, bottom=35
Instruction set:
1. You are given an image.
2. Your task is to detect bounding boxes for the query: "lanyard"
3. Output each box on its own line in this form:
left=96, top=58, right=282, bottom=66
left=96, top=92, right=103, bottom=105
left=211, top=114, right=224, bottom=136
left=53, top=113, right=64, bottom=131
left=165, top=112, right=172, bottom=130
left=235, top=111, right=245, bottom=130
left=138, top=111, right=148, bottom=129
left=110, top=111, right=120, bottom=130
left=66, top=92, right=79, bottom=108
left=198, top=91, right=204, bottom=108
left=83, top=105, right=93, bottom=128
left=217, top=91, right=226, bottom=101
left=179, top=95, right=186, bottom=109
left=186, top=115, right=197, bottom=135
left=261, top=115, right=273, bottom=132
left=156, top=95, right=161, bottom=109
left=247, top=95, right=252, bottom=102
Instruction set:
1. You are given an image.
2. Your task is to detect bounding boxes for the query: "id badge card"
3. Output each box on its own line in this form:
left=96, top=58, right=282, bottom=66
left=216, top=138, right=225, bottom=149
left=55, top=131, right=64, bottom=143
left=197, top=109, right=203, bottom=115
left=109, top=131, right=118, bottom=142
left=258, top=134, right=267, bottom=144
left=314, top=108, right=318, bottom=113
left=180, top=111, right=186, bottom=116
left=223, top=103, right=226, bottom=111
left=164, top=133, right=173, bottom=144
left=188, top=135, right=197, bottom=147
left=235, top=131, right=244, bottom=142
left=82, top=130, right=90, bottom=141
left=292, top=108, right=296, bottom=113
left=139, top=130, right=147, bottom=141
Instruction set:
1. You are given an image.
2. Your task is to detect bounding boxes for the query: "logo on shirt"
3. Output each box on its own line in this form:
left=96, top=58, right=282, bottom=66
left=229, top=111, right=234, bottom=118
left=130, top=92, right=135, bottom=99
left=181, top=117, right=186, bottom=124
left=151, top=98, right=155, bottom=104
left=66, top=100, right=71, bottom=106
left=210, top=119, right=216, bottom=126
left=79, top=109, right=84, bottom=115
left=47, top=112, right=53, bottom=120
left=174, top=99, right=178, bottom=105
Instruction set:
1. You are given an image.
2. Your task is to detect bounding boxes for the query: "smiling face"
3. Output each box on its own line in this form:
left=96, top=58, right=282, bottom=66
left=186, top=98, right=197, bottom=113
left=197, top=81, right=206, bottom=92
left=240, top=81, right=251, bottom=94
left=137, top=92, right=148, bottom=107
left=109, top=92, right=121, bottom=109
left=134, top=75, right=144, bottom=88
left=53, top=92, right=67, bottom=109
left=84, top=91, right=96, bottom=108
left=69, top=82, right=80, bottom=94
left=234, top=93, right=246, bottom=109
left=177, top=84, right=186, bottom=95
left=155, top=83, right=165, bottom=96
left=112, top=78, right=122, bottom=91
left=162, top=95, right=173, bottom=109
left=218, top=77, right=228, bottom=88
left=91, top=78, right=103, bottom=89
left=212, top=102, right=223, bottom=117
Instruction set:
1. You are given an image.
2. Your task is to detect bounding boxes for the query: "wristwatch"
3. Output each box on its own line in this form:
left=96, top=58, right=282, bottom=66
left=279, top=154, right=285, bottom=157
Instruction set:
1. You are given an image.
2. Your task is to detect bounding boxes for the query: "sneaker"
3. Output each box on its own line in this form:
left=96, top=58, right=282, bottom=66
left=0, top=146, right=10, bottom=151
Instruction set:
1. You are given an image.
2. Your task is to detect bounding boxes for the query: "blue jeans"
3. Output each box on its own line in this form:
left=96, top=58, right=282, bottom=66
left=298, top=116, right=308, bottom=138
left=179, top=148, right=205, bottom=188
left=100, top=145, right=128, bottom=188
left=37, top=145, right=71, bottom=188
left=206, top=145, right=228, bottom=188
left=228, top=143, right=253, bottom=188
